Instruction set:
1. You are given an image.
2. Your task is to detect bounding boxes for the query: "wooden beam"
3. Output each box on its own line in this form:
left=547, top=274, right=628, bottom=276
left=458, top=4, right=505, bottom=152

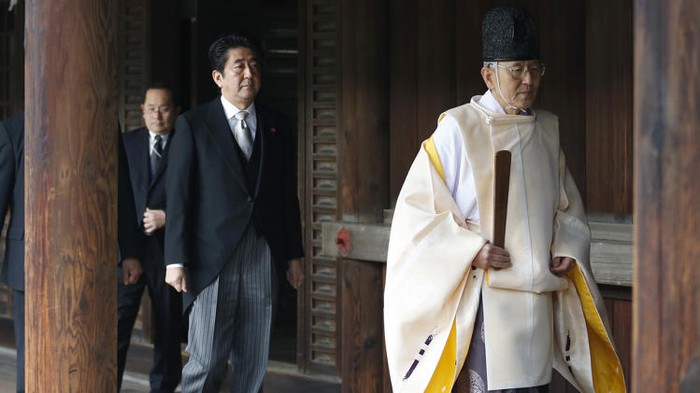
left=634, top=0, right=700, bottom=391
left=320, top=219, right=634, bottom=287
left=24, top=0, right=119, bottom=391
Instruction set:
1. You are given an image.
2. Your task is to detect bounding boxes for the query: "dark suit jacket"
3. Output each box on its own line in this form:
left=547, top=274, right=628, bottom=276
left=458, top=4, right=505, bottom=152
left=165, top=98, right=303, bottom=309
left=122, top=127, right=172, bottom=259
left=118, top=131, right=141, bottom=263
left=0, top=112, right=25, bottom=291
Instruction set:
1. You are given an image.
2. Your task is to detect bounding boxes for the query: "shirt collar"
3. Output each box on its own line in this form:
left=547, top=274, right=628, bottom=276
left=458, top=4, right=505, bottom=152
left=148, top=130, right=169, bottom=145
left=477, top=90, right=507, bottom=114
left=221, top=96, right=257, bottom=137
left=220, top=96, right=256, bottom=122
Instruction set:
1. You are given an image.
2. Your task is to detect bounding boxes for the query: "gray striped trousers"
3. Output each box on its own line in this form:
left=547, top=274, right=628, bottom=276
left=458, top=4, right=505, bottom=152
left=181, top=227, right=277, bottom=393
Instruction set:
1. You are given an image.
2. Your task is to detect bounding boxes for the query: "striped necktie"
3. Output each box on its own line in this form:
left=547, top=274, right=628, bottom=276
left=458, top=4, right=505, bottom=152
left=150, top=134, right=163, bottom=179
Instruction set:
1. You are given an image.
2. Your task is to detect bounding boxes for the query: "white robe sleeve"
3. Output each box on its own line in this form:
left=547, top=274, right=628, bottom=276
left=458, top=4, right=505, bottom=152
left=432, top=116, right=480, bottom=224
left=551, top=149, right=591, bottom=263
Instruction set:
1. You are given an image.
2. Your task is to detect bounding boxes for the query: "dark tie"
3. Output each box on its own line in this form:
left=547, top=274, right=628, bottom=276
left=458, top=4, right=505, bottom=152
left=150, top=135, right=163, bottom=179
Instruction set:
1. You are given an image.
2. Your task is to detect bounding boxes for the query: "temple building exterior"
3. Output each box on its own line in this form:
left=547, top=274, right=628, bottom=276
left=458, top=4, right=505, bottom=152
left=0, top=0, right=697, bottom=391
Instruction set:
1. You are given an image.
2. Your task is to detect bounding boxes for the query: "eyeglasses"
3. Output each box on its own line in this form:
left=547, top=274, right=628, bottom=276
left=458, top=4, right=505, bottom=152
left=492, top=62, right=546, bottom=79
left=144, top=106, right=173, bottom=116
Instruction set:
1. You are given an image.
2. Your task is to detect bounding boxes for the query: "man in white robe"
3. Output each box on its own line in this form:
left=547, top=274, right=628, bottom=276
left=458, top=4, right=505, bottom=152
left=384, top=6, right=626, bottom=393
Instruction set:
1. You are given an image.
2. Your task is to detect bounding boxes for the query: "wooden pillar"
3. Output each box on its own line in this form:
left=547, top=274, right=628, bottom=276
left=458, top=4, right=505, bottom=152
left=24, top=0, right=119, bottom=391
left=634, top=0, right=700, bottom=392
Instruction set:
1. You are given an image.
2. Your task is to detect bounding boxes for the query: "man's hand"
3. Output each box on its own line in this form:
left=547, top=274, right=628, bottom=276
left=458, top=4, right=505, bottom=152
left=165, top=266, right=188, bottom=293
left=471, top=242, right=512, bottom=270
left=143, top=208, right=166, bottom=235
left=122, top=257, right=142, bottom=285
left=286, top=259, right=304, bottom=290
left=550, top=256, right=575, bottom=276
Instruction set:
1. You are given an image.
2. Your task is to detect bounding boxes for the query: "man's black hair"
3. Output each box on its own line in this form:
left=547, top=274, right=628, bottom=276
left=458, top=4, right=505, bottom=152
left=208, top=33, right=263, bottom=73
left=143, top=82, right=179, bottom=106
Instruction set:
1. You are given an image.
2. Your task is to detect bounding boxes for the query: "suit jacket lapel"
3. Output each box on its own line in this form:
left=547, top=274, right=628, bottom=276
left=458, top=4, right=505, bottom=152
left=134, top=129, right=150, bottom=193
left=203, top=99, right=250, bottom=193
left=253, top=106, right=267, bottom=199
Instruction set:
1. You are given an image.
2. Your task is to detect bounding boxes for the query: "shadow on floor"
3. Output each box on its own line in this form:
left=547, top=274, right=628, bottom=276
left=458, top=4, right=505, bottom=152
left=0, top=345, right=340, bottom=393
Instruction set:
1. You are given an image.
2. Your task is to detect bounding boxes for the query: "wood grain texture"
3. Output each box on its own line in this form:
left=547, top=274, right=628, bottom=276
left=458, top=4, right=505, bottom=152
left=493, top=151, right=511, bottom=248
left=24, top=0, right=119, bottom=391
left=340, top=259, right=385, bottom=393
left=585, top=0, right=633, bottom=214
left=339, top=0, right=389, bottom=223
left=634, top=0, right=700, bottom=391
left=389, top=0, right=455, bottom=203
left=538, top=0, right=587, bottom=197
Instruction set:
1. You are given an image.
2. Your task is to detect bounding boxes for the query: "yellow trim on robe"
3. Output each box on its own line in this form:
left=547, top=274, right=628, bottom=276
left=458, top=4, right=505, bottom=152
left=569, top=265, right=627, bottom=392
left=426, top=321, right=458, bottom=392
left=423, top=136, right=459, bottom=392
left=424, top=136, right=445, bottom=179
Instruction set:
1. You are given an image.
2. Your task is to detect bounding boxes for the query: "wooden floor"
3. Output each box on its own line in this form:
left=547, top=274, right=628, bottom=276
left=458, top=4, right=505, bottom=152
left=0, top=344, right=340, bottom=393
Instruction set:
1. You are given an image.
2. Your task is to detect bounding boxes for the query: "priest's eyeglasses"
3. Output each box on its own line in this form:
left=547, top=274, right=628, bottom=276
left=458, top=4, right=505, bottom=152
left=491, top=62, right=546, bottom=79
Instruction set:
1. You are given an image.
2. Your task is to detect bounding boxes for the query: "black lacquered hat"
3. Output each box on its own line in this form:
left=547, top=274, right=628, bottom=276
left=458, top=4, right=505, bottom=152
left=482, top=6, right=539, bottom=62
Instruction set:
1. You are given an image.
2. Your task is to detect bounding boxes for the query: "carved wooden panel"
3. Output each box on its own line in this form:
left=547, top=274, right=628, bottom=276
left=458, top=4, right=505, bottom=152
left=301, top=0, right=341, bottom=376
left=118, top=0, right=151, bottom=344
left=119, top=0, right=150, bottom=132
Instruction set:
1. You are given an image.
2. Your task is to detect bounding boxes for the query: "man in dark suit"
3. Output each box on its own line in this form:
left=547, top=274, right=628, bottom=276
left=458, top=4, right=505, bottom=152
left=164, top=33, right=304, bottom=392
left=1, top=113, right=140, bottom=393
left=118, top=84, right=183, bottom=392
left=0, top=112, right=26, bottom=393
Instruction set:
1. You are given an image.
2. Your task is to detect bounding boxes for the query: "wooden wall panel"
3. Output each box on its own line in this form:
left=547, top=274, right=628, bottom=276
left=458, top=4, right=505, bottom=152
left=118, top=0, right=150, bottom=132
left=613, top=298, right=632, bottom=389
left=388, top=0, right=418, bottom=201
left=340, top=259, right=384, bottom=393
left=389, top=0, right=457, bottom=202
left=585, top=0, right=633, bottom=214
left=539, top=0, right=587, bottom=194
left=339, top=0, right=389, bottom=223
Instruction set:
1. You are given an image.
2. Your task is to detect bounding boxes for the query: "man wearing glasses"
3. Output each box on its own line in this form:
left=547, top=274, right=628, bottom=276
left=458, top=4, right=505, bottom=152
left=385, top=6, right=625, bottom=393
left=118, top=83, right=183, bottom=392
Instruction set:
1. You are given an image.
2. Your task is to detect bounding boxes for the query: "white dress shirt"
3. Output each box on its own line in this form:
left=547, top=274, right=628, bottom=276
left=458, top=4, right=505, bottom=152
left=220, top=96, right=257, bottom=140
